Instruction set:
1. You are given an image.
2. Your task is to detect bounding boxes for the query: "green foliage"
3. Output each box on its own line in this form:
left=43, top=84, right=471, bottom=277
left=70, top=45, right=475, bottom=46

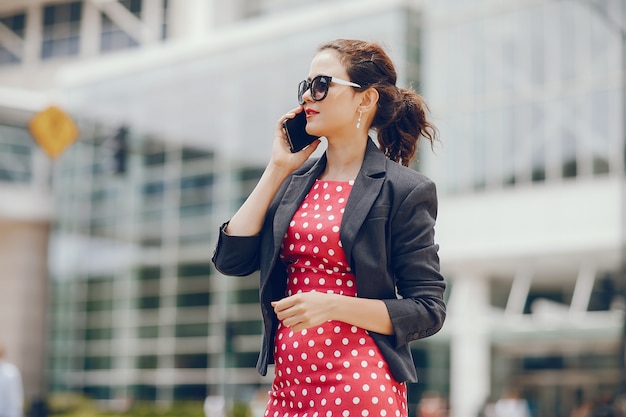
left=46, top=393, right=251, bottom=417
left=47, top=393, right=205, bottom=417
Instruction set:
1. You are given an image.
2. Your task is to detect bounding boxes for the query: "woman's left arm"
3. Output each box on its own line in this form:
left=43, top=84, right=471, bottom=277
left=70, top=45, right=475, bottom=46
left=384, top=178, right=446, bottom=347
left=272, top=293, right=393, bottom=335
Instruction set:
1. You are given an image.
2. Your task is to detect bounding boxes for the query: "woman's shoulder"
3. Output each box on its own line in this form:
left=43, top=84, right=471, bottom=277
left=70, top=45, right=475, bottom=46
left=384, top=159, right=435, bottom=190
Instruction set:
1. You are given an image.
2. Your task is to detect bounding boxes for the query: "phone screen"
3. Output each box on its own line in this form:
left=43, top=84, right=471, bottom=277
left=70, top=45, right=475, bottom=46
left=282, top=111, right=319, bottom=153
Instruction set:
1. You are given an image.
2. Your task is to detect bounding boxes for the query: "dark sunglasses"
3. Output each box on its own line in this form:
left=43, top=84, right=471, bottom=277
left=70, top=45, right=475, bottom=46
left=297, top=75, right=361, bottom=105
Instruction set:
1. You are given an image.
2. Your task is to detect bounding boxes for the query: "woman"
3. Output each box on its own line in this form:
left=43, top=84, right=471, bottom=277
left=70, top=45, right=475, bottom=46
left=212, top=39, right=446, bottom=417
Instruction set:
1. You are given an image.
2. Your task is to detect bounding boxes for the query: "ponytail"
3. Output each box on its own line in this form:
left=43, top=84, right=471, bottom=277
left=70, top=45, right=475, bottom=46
left=376, top=87, right=437, bottom=166
left=318, top=39, right=438, bottom=167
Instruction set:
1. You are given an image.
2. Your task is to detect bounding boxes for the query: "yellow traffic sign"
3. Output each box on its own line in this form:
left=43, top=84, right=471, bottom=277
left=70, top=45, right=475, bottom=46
left=29, top=105, right=79, bottom=158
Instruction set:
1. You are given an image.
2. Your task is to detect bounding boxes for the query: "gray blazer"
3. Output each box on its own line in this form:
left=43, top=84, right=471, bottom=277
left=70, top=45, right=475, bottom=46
left=212, top=138, right=446, bottom=382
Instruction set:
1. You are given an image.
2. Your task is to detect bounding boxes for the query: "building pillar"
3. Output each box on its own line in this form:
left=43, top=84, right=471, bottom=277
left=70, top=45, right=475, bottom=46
left=167, top=0, right=216, bottom=40
left=0, top=220, right=49, bottom=407
left=80, top=0, right=101, bottom=58
left=23, top=4, right=42, bottom=66
left=448, top=272, right=491, bottom=417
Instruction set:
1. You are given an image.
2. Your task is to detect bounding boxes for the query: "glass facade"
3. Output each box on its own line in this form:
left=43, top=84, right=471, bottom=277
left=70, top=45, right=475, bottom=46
left=422, top=1, right=626, bottom=416
left=422, top=0, right=623, bottom=194
left=48, top=123, right=269, bottom=402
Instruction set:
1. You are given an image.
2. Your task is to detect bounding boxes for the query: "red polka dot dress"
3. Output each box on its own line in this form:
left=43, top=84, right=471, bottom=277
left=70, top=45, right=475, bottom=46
left=265, top=180, right=408, bottom=417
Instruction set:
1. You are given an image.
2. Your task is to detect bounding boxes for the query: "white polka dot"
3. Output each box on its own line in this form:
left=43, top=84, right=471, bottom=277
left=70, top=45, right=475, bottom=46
left=321, top=235, right=328, bottom=243
left=353, top=397, right=360, bottom=405
left=332, top=226, right=340, bottom=233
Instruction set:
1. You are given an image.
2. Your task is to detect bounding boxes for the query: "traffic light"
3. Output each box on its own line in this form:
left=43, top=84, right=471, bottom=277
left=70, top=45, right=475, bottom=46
left=112, top=127, right=127, bottom=174
left=101, top=126, right=128, bottom=175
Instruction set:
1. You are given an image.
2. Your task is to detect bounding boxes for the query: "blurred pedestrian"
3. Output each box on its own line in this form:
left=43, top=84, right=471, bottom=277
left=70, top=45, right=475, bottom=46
left=591, top=392, right=622, bottom=417
left=570, top=401, right=593, bottom=417
left=0, top=342, right=24, bottom=417
left=212, top=38, right=446, bottom=417
left=477, top=396, right=496, bottom=417
left=418, top=391, right=448, bottom=417
left=493, top=389, right=531, bottom=417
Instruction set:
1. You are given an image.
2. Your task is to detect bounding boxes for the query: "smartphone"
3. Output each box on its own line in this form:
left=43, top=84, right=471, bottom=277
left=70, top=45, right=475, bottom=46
left=282, top=111, right=319, bottom=153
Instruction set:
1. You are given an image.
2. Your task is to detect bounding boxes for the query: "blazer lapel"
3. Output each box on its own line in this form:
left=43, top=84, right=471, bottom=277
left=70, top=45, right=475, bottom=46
left=270, top=156, right=327, bottom=266
left=341, top=138, right=387, bottom=264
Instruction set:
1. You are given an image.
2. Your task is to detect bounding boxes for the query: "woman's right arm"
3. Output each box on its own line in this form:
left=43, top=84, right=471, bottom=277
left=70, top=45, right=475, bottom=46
left=225, top=106, right=321, bottom=236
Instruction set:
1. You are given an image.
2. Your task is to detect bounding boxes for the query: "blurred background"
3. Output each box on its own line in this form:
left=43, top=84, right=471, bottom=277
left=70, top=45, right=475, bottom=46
left=0, top=0, right=623, bottom=416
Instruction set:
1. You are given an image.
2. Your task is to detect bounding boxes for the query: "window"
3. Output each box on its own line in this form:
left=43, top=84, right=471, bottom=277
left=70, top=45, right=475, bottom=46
left=136, top=355, right=158, bottom=369
left=178, top=262, right=211, bottom=278
left=138, top=326, right=159, bottom=338
left=177, top=292, right=210, bottom=308
left=42, top=2, right=82, bottom=59
left=175, top=353, right=208, bottom=369
left=0, top=125, right=33, bottom=183
left=101, top=0, right=141, bottom=52
left=84, top=356, right=112, bottom=370
left=137, top=295, right=160, bottom=309
left=0, top=12, right=26, bottom=65
left=175, top=323, right=209, bottom=338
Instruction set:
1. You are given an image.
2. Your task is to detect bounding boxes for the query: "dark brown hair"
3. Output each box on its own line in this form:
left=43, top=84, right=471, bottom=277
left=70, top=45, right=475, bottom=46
left=318, top=39, right=438, bottom=166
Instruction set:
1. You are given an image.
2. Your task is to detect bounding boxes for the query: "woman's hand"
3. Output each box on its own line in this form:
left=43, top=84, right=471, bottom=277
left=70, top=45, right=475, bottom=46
left=272, top=292, right=394, bottom=335
left=271, top=292, right=335, bottom=332
left=271, top=106, right=321, bottom=173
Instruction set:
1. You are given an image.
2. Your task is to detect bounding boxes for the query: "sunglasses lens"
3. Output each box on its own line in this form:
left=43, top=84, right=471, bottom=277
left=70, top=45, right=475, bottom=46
left=297, top=80, right=307, bottom=104
left=311, top=77, right=330, bottom=101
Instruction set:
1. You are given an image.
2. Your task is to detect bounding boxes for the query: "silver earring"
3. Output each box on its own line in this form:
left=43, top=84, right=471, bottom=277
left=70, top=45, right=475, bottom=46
left=356, top=109, right=362, bottom=129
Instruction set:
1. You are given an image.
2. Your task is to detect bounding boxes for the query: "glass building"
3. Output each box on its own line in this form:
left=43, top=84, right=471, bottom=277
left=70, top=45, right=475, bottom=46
left=421, top=0, right=625, bottom=416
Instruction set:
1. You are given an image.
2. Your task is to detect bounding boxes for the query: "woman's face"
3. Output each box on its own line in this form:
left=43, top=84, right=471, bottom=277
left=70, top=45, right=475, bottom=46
left=302, top=49, right=360, bottom=139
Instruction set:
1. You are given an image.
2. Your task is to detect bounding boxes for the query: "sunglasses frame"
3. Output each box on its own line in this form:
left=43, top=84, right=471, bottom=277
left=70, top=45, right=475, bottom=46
left=298, top=75, right=361, bottom=105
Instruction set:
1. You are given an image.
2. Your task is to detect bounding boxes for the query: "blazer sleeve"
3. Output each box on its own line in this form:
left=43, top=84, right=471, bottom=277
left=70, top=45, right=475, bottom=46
left=382, top=178, right=446, bottom=348
left=212, top=222, right=262, bottom=276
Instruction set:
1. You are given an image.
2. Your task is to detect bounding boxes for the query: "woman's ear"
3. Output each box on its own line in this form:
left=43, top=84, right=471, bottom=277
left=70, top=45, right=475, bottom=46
left=359, top=87, right=379, bottom=113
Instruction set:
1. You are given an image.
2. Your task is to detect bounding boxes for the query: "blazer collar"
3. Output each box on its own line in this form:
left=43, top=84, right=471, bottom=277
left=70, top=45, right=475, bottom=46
left=270, top=138, right=387, bottom=270
left=341, top=138, right=387, bottom=264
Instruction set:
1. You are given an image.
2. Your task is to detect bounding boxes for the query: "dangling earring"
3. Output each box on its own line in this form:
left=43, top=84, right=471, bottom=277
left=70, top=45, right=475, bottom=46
left=356, top=109, right=362, bottom=129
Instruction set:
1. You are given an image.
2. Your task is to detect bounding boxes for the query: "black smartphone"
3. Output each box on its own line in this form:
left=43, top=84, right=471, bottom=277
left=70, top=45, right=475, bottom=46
left=282, top=111, right=319, bottom=153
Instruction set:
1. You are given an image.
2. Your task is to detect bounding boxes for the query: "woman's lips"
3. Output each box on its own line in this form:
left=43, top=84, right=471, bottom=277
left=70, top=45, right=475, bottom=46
left=305, top=108, right=318, bottom=118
